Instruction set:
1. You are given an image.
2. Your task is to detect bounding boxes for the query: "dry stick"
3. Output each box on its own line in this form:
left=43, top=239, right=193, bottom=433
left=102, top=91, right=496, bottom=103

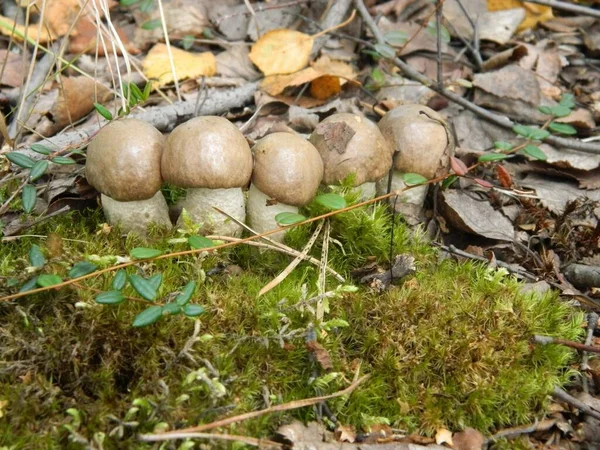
left=9, top=82, right=258, bottom=162
left=140, top=432, right=281, bottom=448
left=452, top=0, right=482, bottom=68
left=139, top=371, right=368, bottom=440
left=353, top=0, right=600, bottom=155
left=553, top=386, right=600, bottom=421
left=525, top=0, right=600, bottom=19
left=311, top=0, right=353, bottom=56
left=533, top=335, right=600, bottom=354
left=582, top=312, right=599, bottom=393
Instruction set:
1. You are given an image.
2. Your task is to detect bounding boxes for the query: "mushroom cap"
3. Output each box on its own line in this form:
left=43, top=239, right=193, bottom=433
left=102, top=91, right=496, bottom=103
left=378, top=104, right=454, bottom=179
left=85, top=118, right=164, bottom=201
left=252, top=132, right=324, bottom=207
left=162, top=116, right=252, bottom=189
left=308, top=113, right=392, bottom=186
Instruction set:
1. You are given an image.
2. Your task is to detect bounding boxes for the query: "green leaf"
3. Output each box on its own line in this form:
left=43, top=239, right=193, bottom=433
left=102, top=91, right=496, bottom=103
left=29, top=244, right=45, bottom=268
left=141, top=19, right=162, bottom=30
left=275, top=212, right=307, bottom=226
left=426, top=20, right=451, bottom=43
left=384, top=30, right=407, bottom=46
left=95, top=290, right=125, bottom=305
left=129, top=82, right=144, bottom=102
left=5, top=152, right=35, bottom=168
left=139, top=0, right=154, bottom=12
left=371, top=67, right=385, bottom=85
left=36, top=274, right=63, bottom=287
left=182, top=34, right=195, bottom=50
left=142, top=81, right=152, bottom=101
left=120, top=0, right=140, bottom=6
left=478, top=153, right=510, bottom=162
left=132, top=305, right=163, bottom=327
left=30, top=144, right=52, bottom=155
left=373, top=43, right=396, bottom=59
left=22, top=184, right=37, bottom=213
left=559, top=93, right=575, bottom=109
left=529, top=128, right=550, bottom=141
left=129, top=274, right=157, bottom=301
left=162, top=303, right=182, bottom=315
left=494, top=141, right=513, bottom=151
left=147, top=273, right=163, bottom=291
left=188, top=235, right=214, bottom=250
left=175, top=281, right=196, bottom=306
left=69, top=261, right=98, bottom=278
left=51, top=156, right=76, bottom=165
left=512, top=124, right=532, bottom=138
left=183, top=304, right=205, bottom=317
left=6, top=278, right=19, bottom=287
left=315, top=193, right=346, bottom=210
left=19, top=277, right=38, bottom=293
left=130, top=247, right=163, bottom=259
left=29, top=160, right=48, bottom=181
left=548, top=122, right=577, bottom=135
left=94, top=103, right=113, bottom=120
left=402, top=173, right=428, bottom=186
left=441, top=174, right=458, bottom=190
left=112, top=270, right=127, bottom=290
left=538, top=106, right=553, bottom=115
left=521, top=144, right=547, bottom=161
left=549, top=105, right=571, bottom=118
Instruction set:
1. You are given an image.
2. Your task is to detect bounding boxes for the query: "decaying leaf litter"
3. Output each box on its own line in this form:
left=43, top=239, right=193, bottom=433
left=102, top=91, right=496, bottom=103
left=1, top=0, right=600, bottom=448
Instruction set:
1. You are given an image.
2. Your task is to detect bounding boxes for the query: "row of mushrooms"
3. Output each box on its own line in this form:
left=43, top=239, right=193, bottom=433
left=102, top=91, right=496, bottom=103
left=85, top=105, right=454, bottom=241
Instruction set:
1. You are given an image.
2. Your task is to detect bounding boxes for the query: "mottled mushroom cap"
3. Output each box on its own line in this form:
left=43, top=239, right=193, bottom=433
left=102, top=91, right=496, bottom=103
left=85, top=118, right=164, bottom=201
left=308, top=113, right=392, bottom=186
left=378, top=104, right=454, bottom=179
left=162, top=116, right=253, bottom=188
left=252, top=132, right=323, bottom=207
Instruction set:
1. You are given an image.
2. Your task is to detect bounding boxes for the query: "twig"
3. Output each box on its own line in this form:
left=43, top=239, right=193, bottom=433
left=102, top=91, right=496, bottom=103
left=553, top=386, right=600, bottom=421
left=490, top=419, right=555, bottom=441
left=139, top=432, right=281, bottom=448
left=452, top=0, right=482, bottom=68
left=139, top=369, right=368, bottom=440
left=525, top=0, right=600, bottom=19
left=533, top=335, right=600, bottom=355
left=312, top=0, right=353, bottom=56
left=582, top=312, right=598, bottom=393
left=353, top=0, right=600, bottom=155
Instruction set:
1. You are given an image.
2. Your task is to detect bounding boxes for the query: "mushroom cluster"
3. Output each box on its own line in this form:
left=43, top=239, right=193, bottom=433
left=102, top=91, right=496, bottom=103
left=84, top=103, right=452, bottom=239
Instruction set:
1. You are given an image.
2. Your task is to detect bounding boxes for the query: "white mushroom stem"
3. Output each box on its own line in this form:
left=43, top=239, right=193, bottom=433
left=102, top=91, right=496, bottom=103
left=376, top=170, right=428, bottom=224
left=246, top=184, right=298, bottom=243
left=177, top=187, right=245, bottom=237
left=101, top=191, right=172, bottom=236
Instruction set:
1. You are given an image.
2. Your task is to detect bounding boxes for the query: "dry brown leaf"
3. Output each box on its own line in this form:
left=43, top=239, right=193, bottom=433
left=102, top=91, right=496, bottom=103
left=557, top=108, right=595, bottom=129
left=143, top=43, right=216, bottom=88
left=334, top=424, right=356, bottom=443
left=435, top=428, right=453, bottom=446
left=44, top=0, right=80, bottom=37
left=310, top=76, right=341, bottom=100
left=306, top=341, right=333, bottom=371
left=70, top=16, right=140, bottom=55
left=249, top=29, right=314, bottom=76
left=0, top=50, right=24, bottom=87
left=0, top=14, right=55, bottom=43
left=50, top=77, right=111, bottom=129
left=487, top=0, right=553, bottom=30
left=452, top=428, right=485, bottom=450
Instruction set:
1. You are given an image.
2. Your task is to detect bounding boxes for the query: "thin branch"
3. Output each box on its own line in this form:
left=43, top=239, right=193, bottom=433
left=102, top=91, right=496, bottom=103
left=524, top=0, right=600, bottom=19
left=553, top=386, right=600, bottom=421
left=533, top=335, right=600, bottom=354
left=139, top=432, right=281, bottom=448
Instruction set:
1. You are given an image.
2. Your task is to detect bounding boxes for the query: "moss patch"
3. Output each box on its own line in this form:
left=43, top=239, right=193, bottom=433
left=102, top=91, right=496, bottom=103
left=0, top=199, right=584, bottom=448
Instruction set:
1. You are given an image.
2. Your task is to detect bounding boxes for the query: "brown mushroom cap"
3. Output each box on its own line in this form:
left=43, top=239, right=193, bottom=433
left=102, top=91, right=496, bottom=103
left=162, top=116, right=253, bottom=189
left=308, top=113, right=392, bottom=186
left=252, top=132, right=323, bottom=207
left=378, top=104, right=454, bottom=179
left=85, top=118, right=164, bottom=202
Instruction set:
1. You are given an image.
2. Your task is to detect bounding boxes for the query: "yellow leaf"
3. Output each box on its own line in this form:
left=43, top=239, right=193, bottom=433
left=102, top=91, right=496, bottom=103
left=142, top=43, right=216, bottom=88
left=0, top=14, right=55, bottom=43
left=249, top=29, right=314, bottom=76
left=487, top=0, right=553, bottom=30
left=0, top=399, right=7, bottom=418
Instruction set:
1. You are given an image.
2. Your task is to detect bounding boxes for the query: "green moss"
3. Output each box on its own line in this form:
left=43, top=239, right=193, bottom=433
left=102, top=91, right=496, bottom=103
left=0, top=204, right=584, bottom=448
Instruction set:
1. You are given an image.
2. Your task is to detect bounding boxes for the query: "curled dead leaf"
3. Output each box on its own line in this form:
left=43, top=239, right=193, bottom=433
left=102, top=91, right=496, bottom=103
left=143, top=43, right=216, bottom=88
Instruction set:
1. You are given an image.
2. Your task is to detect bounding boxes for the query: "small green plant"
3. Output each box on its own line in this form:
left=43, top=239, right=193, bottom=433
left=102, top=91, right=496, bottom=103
left=275, top=192, right=347, bottom=226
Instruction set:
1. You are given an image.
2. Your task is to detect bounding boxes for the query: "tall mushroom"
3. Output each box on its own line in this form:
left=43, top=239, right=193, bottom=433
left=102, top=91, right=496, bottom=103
left=247, top=132, right=323, bottom=242
left=377, top=104, right=454, bottom=223
left=161, top=116, right=253, bottom=237
left=308, top=113, right=391, bottom=200
left=85, top=118, right=171, bottom=236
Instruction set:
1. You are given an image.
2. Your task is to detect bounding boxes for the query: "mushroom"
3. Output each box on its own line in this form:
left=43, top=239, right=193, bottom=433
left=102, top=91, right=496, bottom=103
left=377, top=104, right=454, bottom=223
left=247, top=132, right=323, bottom=242
left=85, top=118, right=171, bottom=236
left=161, top=116, right=253, bottom=237
left=308, top=113, right=392, bottom=200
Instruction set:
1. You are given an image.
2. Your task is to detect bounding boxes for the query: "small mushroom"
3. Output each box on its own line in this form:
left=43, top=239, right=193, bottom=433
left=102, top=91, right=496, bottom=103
left=161, top=116, right=253, bottom=237
left=308, top=113, right=392, bottom=200
left=85, top=118, right=171, bottom=236
left=377, top=104, right=454, bottom=223
left=247, top=132, right=323, bottom=242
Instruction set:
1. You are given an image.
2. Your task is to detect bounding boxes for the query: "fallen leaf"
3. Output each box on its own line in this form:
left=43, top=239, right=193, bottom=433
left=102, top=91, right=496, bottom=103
left=0, top=50, right=25, bottom=87
left=556, top=108, right=595, bottom=129
left=441, top=190, right=515, bottom=241
left=496, top=165, right=512, bottom=187
left=50, top=77, right=112, bottom=130
left=521, top=173, right=600, bottom=214
left=487, top=0, right=553, bottom=31
left=306, top=341, right=333, bottom=371
left=142, top=43, right=216, bottom=88
left=44, top=0, right=81, bottom=37
left=216, top=45, right=261, bottom=81
left=452, top=428, right=485, bottom=450
left=478, top=9, right=525, bottom=44
left=435, top=428, right=453, bottom=446
left=249, top=28, right=314, bottom=76
left=0, top=14, right=55, bottom=43
left=70, top=16, right=139, bottom=55
left=334, top=424, right=356, bottom=443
